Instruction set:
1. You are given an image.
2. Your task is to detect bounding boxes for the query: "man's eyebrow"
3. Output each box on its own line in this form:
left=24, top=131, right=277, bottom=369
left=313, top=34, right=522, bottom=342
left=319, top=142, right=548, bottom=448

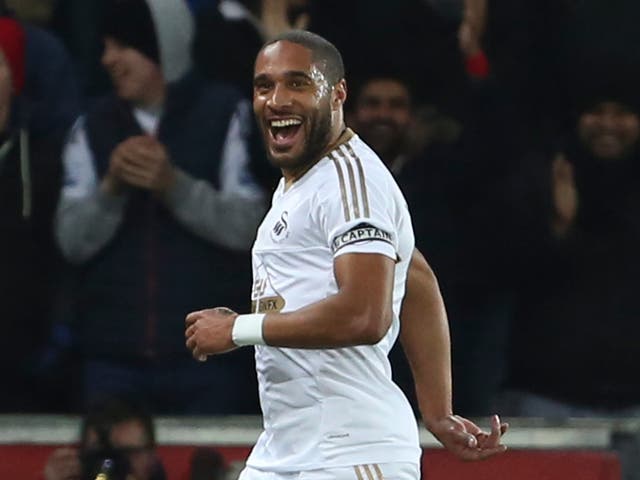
left=253, top=73, right=270, bottom=85
left=284, top=71, right=313, bottom=80
left=253, top=71, right=314, bottom=84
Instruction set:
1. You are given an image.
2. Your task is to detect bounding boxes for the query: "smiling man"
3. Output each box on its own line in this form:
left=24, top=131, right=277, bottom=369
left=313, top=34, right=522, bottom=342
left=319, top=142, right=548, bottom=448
left=186, top=30, right=507, bottom=479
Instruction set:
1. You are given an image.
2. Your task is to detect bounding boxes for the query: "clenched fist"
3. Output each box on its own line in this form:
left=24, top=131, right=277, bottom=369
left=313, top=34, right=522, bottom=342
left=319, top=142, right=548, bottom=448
left=185, top=307, right=239, bottom=360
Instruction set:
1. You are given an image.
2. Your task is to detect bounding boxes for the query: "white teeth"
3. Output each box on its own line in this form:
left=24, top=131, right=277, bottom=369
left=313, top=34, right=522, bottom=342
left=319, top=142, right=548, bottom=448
left=270, top=118, right=302, bottom=128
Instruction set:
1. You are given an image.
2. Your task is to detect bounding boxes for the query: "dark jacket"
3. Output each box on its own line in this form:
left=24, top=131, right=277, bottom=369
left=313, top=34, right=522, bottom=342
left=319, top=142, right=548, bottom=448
left=0, top=122, right=63, bottom=406
left=506, top=142, right=640, bottom=408
left=78, top=73, right=251, bottom=360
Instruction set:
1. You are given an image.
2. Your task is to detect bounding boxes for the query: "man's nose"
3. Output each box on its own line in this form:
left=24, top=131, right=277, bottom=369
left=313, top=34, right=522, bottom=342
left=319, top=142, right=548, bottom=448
left=268, top=84, right=293, bottom=109
left=598, top=112, right=618, bottom=130
left=372, top=104, right=393, bottom=121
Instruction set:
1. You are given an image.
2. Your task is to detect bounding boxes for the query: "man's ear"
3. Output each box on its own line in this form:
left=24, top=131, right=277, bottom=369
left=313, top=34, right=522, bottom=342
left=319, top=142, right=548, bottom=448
left=332, top=79, right=347, bottom=109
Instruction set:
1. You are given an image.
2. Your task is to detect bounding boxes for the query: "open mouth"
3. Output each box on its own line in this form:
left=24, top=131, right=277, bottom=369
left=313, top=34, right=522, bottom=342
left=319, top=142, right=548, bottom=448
left=268, top=118, right=303, bottom=150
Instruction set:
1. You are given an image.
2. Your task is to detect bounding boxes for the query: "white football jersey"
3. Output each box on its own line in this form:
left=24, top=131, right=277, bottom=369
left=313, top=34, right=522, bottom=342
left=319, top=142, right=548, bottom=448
left=246, top=132, right=420, bottom=472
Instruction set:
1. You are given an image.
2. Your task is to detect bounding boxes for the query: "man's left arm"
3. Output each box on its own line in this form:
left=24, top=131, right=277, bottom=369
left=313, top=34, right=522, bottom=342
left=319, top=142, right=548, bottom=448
left=402, top=248, right=508, bottom=460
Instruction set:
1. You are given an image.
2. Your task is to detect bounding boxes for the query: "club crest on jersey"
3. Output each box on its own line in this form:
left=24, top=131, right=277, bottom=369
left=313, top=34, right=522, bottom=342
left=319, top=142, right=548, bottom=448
left=331, top=222, right=393, bottom=253
left=270, top=211, right=289, bottom=242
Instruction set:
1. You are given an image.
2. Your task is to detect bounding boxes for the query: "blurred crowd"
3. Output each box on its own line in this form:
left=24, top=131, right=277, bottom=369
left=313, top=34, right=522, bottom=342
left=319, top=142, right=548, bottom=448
left=2, top=0, right=640, bottom=421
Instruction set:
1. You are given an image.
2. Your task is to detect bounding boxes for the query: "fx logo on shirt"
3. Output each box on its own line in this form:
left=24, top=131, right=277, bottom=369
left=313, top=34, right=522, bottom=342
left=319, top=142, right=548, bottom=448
left=271, top=211, right=289, bottom=242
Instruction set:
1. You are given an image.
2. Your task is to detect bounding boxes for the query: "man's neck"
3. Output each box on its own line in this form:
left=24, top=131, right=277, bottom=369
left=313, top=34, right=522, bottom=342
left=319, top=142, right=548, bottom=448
left=320, top=124, right=350, bottom=159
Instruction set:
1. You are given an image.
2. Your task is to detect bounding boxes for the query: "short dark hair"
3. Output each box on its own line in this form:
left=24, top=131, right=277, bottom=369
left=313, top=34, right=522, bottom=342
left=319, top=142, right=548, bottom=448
left=262, top=30, right=345, bottom=85
left=80, top=397, right=156, bottom=449
left=352, top=72, right=414, bottom=106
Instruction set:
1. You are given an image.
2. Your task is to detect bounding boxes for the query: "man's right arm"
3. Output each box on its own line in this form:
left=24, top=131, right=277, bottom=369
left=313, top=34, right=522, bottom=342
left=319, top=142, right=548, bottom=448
left=55, top=118, right=127, bottom=264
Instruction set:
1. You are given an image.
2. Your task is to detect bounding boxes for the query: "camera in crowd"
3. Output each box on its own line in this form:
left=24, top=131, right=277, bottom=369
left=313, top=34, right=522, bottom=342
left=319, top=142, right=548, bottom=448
left=81, top=446, right=133, bottom=480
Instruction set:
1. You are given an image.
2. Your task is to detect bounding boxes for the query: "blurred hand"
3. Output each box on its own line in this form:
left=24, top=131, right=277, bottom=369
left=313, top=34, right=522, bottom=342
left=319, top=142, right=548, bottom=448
left=43, top=447, right=82, bottom=480
left=428, top=414, right=508, bottom=461
left=261, top=0, right=310, bottom=40
left=185, top=307, right=239, bottom=360
left=458, top=0, right=487, bottom=58
left=458, top=20, right=482, bottom=58
left=552, top=153, right=578, bottom=236
left=102, top=135, right=176, bottom=195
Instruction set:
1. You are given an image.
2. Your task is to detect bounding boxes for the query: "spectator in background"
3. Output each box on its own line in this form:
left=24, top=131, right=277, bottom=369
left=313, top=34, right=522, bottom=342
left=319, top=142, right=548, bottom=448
left=503, top=68, right=640, bottom=417
left=55, top=0, right=265, bottom=414
left=189, top=448, right=228, bottom=480
left=0, top=16, right=66, bottom=412
left=0, top=0, right=81, bottom=137
left=44, top=397, right=166, bottom=480
left=349, top=70, right=514, bottom=417
left=347, top=74, right=415, bottom=175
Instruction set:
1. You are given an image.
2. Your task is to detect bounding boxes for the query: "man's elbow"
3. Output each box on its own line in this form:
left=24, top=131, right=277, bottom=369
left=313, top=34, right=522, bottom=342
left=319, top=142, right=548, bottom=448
left=351, top=310, right=392, bottom=344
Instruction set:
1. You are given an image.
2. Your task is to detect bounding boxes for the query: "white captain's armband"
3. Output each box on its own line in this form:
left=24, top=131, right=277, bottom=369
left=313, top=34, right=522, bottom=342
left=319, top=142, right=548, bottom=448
left=232, top=313, right=266, bottom=346
left=331, top=222, right=394, bottom=254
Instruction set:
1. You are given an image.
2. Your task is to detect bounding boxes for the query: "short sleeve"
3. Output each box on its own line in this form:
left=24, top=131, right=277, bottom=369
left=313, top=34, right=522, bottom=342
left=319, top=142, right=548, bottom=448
left=319, top=147, right=397, bottom=261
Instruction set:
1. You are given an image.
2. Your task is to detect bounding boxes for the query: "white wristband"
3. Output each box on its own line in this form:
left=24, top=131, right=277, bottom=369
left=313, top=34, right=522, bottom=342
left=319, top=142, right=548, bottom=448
left=232, top=314, right=266, bottom=346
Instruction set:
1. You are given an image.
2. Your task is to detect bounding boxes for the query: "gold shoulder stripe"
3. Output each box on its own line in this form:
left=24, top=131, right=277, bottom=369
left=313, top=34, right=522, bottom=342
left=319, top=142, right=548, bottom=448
left=362, top=465, right=376, bottom=480
left=354, top=466, right=365, bottom=480
left=328, top=152, right=351, bottom=221
left=373, top=464, right=385, bottom=480
left=336, top=147, right=361, bottom=218
left=344, top=143, right=370, bottom=217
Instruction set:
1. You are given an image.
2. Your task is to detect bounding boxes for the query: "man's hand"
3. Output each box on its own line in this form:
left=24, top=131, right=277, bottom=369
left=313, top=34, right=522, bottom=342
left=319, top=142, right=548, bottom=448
left=428, top=414, right=508, bottom=461
left=458, top=0, right=487, bottom=58
left=185, top=307, right=239, bottom=360
left=261, top=0, right=310, bottom=40
left=43, top=447, right=82, bottom=480
left=102, top=135, right=176, bottom=195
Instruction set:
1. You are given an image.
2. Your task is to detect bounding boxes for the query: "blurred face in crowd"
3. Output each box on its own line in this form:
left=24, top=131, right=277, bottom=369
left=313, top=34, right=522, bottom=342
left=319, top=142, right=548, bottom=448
left=350, top=78, right=412, bottom=165
left=0, top=49, right=12, bottom=132
left=578, top=101, right=640, bottom=160
left=84, top=419, right=156, bottom=480
left=102, top=37, right=165, bottom=107
left=253, top=40, right=346, bottom=173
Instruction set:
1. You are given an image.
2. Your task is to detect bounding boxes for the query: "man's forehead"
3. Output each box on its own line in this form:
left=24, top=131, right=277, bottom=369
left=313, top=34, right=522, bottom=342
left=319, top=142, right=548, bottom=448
left=255, top=40, right=315, bottom=75
left=362, top=79, right=409, bottom=96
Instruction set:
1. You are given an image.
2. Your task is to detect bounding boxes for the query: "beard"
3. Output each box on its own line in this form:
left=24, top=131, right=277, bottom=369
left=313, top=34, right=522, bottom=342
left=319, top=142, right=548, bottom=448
left=265, top=99, right=333, bottom=172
